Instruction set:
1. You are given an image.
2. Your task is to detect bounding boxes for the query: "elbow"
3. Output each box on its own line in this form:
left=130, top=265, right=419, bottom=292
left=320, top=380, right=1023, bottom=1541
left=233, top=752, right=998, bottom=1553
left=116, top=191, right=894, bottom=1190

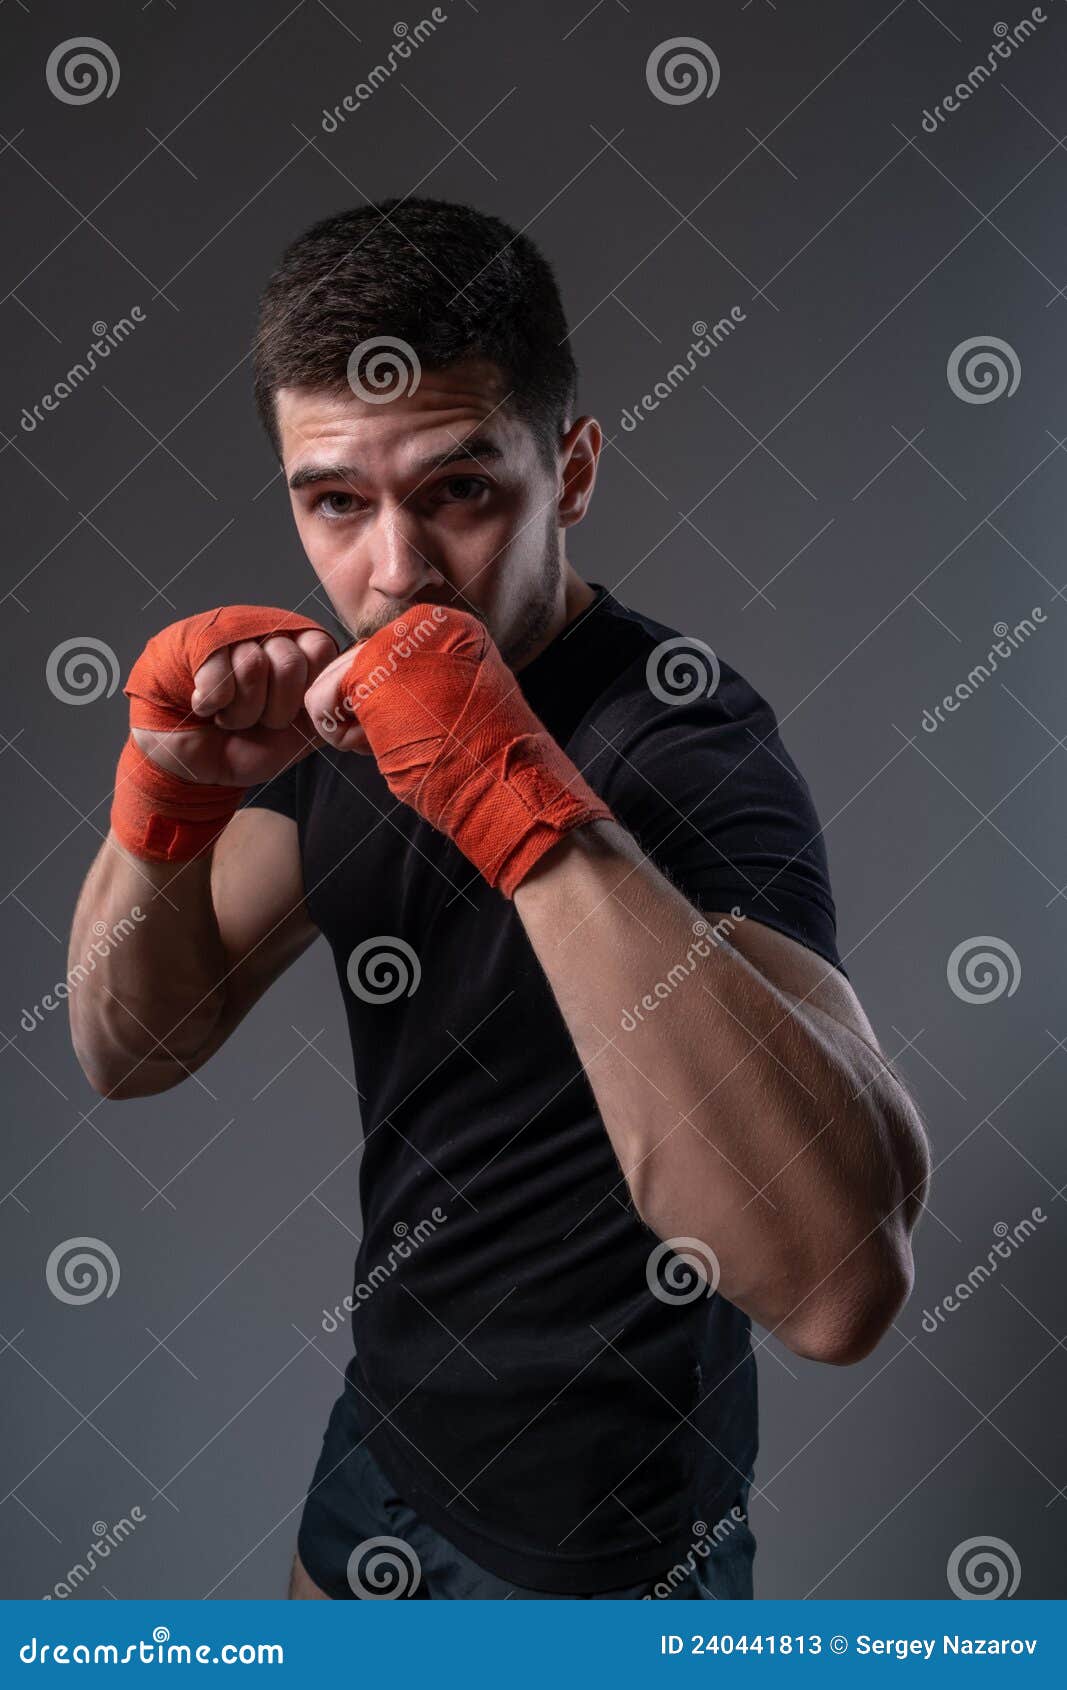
left=70, top=992, right=225, bottom=1101
left=781, top=1228, right=915, bottom=1367
left=77, top=1054, right=171, bottom=1101
left=83, top=1069, right=166, bottom=1101
left=72, top=1032, right=192, bottom=1101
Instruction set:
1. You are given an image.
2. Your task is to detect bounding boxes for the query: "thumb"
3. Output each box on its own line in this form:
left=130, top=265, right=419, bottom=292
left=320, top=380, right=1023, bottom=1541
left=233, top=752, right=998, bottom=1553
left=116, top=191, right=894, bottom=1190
left=304, top=642, right=372, bottom=754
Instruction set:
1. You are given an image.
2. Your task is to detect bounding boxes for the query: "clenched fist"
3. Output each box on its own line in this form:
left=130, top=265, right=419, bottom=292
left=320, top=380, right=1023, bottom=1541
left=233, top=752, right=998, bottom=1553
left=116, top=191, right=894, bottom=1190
left=111, top=605, right=337, bottom=862
left=303, top=601, right=615, bottom=898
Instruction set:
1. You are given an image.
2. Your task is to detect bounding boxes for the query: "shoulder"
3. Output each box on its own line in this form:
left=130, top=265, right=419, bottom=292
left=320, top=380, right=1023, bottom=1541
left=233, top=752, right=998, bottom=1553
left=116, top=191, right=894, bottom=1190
left=576, top=591, right=845, bottom=977
left=578, top=594, right=793, bottom=805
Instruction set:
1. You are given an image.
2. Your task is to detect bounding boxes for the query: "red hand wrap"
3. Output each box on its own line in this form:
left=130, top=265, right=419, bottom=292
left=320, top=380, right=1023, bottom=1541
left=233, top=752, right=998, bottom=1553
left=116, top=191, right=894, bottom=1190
left=111, top=605, right=326, bottom=863
left=337, top=603, right=614, bottom=897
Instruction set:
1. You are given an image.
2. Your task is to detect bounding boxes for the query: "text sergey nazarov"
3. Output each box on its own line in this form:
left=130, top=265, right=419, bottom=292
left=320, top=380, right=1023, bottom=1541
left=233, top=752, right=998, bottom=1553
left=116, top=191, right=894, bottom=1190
left=658, top=1633, right=1037, bottom=1659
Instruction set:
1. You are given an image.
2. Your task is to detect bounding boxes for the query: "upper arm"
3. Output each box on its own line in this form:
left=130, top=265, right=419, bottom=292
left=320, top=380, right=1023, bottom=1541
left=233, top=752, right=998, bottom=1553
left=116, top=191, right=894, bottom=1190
left=198, top=804, right=320, bottom=1054
left=602, top=678, right=847, bottom=983
left=714, top=912, right=930, bottom=1234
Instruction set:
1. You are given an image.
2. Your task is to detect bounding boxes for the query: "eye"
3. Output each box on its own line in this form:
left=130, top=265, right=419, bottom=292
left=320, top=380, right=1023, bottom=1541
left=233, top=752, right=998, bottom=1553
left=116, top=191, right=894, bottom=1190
left=313, top=491, right=359, bottom=520
left=437, top=475, right=489, bottom=503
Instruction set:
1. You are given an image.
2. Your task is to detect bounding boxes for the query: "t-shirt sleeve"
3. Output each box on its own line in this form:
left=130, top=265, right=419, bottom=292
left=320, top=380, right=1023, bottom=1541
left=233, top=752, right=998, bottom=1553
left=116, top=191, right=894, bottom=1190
left=237, top=757, right=302, bottom=822
left=598, top=686, right=848, bottom=980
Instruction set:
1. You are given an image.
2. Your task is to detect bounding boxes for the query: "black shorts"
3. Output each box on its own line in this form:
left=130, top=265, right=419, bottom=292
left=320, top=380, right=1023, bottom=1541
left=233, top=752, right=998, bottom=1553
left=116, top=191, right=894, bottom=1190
left=296, top=1378, right=756, bottom=1599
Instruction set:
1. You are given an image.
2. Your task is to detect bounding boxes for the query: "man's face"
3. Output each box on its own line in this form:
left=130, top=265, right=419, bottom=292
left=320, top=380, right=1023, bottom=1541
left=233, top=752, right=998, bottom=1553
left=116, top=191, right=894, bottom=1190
left=276, top=357, right=564, bottom=666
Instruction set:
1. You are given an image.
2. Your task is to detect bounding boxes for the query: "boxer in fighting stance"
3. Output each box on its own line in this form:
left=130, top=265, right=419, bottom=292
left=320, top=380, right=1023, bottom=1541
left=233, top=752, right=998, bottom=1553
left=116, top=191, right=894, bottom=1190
left=69, top=198, right=929, bottom=1600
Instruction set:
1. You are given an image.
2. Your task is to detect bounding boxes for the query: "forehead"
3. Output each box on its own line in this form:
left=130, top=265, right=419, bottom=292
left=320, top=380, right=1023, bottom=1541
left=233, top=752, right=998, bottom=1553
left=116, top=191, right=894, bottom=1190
left=275, top=356, right=529, bottom=472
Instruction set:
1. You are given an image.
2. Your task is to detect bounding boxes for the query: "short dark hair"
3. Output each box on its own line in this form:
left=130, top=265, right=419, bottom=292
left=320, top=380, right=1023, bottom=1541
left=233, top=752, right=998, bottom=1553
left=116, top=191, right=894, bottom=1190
left=252, top=196, right=578, bottom=472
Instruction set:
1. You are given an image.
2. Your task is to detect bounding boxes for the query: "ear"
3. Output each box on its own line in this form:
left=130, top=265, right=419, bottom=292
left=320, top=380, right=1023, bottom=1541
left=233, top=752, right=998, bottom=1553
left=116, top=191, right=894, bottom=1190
left=557, top=416, right=602, bottom=529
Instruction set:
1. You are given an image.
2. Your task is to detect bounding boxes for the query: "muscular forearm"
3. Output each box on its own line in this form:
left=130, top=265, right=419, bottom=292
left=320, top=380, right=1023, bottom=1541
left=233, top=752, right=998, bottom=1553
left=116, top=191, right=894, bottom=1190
left=513, top=820, right=925, bottom=1361
left=68, top=834, right=227, bottom=1098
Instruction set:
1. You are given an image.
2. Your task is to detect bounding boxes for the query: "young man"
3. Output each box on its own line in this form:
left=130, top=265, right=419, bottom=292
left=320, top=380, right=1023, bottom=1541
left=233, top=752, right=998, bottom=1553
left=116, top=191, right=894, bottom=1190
left=69, top=197, right=930, bottom=1601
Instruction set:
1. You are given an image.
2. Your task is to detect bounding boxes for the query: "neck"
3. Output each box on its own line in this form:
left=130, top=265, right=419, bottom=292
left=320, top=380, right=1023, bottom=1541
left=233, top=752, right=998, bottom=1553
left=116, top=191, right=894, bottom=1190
left=513, top=567, right=596, bottom=673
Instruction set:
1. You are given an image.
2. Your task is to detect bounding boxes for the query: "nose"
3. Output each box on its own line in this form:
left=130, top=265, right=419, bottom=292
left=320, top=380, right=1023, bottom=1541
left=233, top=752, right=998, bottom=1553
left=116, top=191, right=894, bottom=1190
left=365, top=500, right=446, bottom=602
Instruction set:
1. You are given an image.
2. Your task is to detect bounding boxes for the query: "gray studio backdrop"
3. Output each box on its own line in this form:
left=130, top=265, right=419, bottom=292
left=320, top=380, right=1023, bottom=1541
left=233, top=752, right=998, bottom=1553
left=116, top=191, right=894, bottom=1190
left=2, top=0, right=1064, bottom=1600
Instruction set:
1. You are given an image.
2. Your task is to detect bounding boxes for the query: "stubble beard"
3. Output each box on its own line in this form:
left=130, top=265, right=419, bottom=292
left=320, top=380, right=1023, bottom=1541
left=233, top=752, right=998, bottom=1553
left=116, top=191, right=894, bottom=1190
left=324, top=514, right=562, bottom=668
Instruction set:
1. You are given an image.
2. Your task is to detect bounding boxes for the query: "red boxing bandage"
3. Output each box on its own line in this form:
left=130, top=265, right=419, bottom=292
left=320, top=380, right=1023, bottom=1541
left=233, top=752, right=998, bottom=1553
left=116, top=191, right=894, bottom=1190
left=111, top=605, right=327, bottom=863
left=336, top=603, right=614, bottom=897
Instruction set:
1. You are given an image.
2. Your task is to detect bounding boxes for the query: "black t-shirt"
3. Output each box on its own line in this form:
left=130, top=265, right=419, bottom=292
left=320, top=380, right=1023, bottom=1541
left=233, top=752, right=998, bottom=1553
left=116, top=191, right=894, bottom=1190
left=240, top=581, right=846, bottom=1592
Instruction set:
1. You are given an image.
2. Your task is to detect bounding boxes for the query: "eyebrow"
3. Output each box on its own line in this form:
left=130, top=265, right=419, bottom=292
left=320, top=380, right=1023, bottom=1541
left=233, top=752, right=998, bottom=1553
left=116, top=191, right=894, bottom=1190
left=288, top=433, right=506, bottom=491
